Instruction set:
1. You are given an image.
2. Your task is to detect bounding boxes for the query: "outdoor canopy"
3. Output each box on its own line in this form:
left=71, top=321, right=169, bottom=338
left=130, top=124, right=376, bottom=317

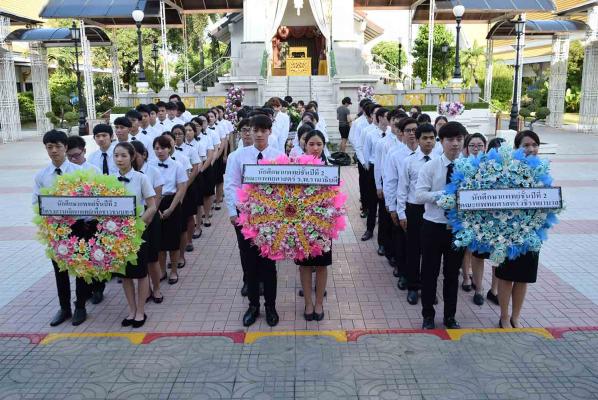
left=487, top=19, right=589, bottom=40
left=5, top=27, right=111, bottom=47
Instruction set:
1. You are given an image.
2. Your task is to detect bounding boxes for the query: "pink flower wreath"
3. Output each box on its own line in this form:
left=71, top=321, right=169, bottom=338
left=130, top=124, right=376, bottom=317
left=236, top=154, right=347, bottom=261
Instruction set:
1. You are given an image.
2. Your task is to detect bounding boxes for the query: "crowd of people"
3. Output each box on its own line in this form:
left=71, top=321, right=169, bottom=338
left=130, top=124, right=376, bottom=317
left=33, top=92, right=542, bottom=331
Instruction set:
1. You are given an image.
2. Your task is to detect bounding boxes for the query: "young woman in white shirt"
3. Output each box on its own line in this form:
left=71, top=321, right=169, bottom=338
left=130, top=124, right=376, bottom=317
left=188, top=118, right=210, bottom=238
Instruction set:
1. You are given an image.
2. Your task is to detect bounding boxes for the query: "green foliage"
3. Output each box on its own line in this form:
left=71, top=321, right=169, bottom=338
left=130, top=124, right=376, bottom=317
left=520, top=79, right=550, bottom=122
left=49, top=71, right=77, bottom=116
left=371, top=41, right=408, bottom=74
left=478, top=62, right=514, bottom=110
left=110, top=106, right=210, bottom=115
left=460, top=41, right=485, bottom=87
left=412, top=25, right=455, bottom=83
left=565, top=87, right=581, bottom=113
left=536, top=107, right=550, bottom=120
left=93, top=75, right=114, bottom=114
left=564, top=40, right=584, bottom=112
left=18, top=92, right=36, bottom=123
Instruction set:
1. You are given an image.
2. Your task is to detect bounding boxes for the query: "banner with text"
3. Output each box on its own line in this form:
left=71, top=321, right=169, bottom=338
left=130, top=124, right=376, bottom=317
left=38, top=196, right=137, bottom=217
left=242, top=164, right=341, bottom=186
left=457, top=188, right=562, bottom=211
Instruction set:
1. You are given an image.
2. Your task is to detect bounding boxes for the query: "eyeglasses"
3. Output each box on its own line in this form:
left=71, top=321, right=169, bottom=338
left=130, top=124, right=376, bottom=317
left=67, top=151, right=84, bottom=160
left=403, top=128, right=417, bottom=133
left=240, top=128, right=251, bottom=133
left=468, top=144, right=485, bottom=150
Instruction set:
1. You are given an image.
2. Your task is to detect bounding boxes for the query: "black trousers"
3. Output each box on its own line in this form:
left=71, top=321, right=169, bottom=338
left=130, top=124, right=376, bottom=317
left=390, top=221, right=407, bottom=275
left=91, top=280, right=105, bottom=294
left=364, top=165, right=378, bottom=232
left=52, top=260, right=91, bottom=310
left=234, top=223, right=249, bottom=283
left=420, top=220, right=464, bottom=319
left=405, top=203, right=425, bottom=290
left=357, top=161, right=367, bottom=210
left=236, top=231, right=277, bottom=308
left=378, top=197, right=393, bottom=253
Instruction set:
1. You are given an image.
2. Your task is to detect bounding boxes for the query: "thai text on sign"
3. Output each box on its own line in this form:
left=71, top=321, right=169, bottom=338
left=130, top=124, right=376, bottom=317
left=457, top=188, right=562, bottom=211
left=38, top=196, right=137, bottom=216
left=242, top=164, right=341, bottom=186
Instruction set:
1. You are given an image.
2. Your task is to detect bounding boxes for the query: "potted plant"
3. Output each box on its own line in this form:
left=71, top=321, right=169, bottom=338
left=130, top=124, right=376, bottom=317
left=45, top=94, right=78, bottom=133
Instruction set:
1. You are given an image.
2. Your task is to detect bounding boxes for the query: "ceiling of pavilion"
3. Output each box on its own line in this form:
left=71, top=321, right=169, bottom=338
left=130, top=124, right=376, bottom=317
left=487, top=19, right=588, bottom=39
left=5, top=27, right=111, bottom=47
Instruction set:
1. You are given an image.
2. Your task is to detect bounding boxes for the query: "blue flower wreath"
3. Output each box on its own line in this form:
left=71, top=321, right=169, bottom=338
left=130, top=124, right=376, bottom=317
left=437, top=146, right=562, bottom=264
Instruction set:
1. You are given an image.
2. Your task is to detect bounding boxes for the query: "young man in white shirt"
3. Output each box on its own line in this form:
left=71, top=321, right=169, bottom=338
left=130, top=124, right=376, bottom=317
left=372, top=108, right=393, bottom=257
left=224, top=114, right=283, bottom=328
left=169, top=94, right=193, bottom=123
left=349, top=99, right=373, bottom=218
left=88, top=124, right=118, bottom=175
left=147, top=103, right=165, bottom=136
left=33, top=130, right=89, bottom=327
left=136, top=104, right=160, bottom=139
left=156, top=101, right=169, bottom=129
left=415, top=121, right=467, bottom=330
left=397, top=123, right=438, bottom=306
left=164, top=101, right=185, bottom=131
left=360, top=103, right=381, bottom=241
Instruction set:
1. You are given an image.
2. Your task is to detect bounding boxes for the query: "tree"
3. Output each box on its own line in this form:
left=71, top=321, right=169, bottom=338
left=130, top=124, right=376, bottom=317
left=567, top=40, right=584, bottom=91
left=371, top=41, right=408, bottom=74
left=478, top=61, right=514, bottom=111
left=411, top=24, right=455, bottom=83
left=461, top=40, right=485, bottom=86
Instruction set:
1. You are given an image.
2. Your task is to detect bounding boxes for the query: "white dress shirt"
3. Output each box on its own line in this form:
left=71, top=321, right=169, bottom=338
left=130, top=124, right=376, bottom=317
left=373, top=128, right=396, bottom=190
left=415, top=153, right=454, bottom=224
left=180, top=110, right=193, bottom=123
left=149, top=122, right=166, bottom=137
left=171, top=153, right=192, bottom=171
left=289, top=145, right=304, bottom=158
left=175, top=143, right=200, bottom=165
left=112, top=168, right=155, bottom=207
left=224, top=145, right=284, bottom=217
left=383, top=142, right=415, bottom=212
left=88, top=142, right=118, bottom=175
left=32, top=160, right=82, bottom=204
left=151, top=156, right=188, bottom=195
left=206, top=126, right=221, bottom=149
left=162, top=116, right=185, bottom=131
left=397, top=148, right=436, bottom=220
left=140, top=162, right=164, bottom=190
left=363, top=125, right=383, bottom=167
left=80, top=161, right=101, bottom=173
left=348, top=115, right=367, bottom=165
left=432, top=140, right=444, bottom=156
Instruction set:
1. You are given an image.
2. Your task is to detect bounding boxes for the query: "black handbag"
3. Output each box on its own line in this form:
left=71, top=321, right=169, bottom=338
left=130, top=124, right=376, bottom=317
left=329, top=151, right=352, bottom=166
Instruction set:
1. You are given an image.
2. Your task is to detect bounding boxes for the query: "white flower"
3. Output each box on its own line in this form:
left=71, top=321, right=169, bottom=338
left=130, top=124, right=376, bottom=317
left=92, top=249, right=105, bottom=261
left=105, top=220, right=118, bottom=232
left=57, top=244, right=69, bottom=255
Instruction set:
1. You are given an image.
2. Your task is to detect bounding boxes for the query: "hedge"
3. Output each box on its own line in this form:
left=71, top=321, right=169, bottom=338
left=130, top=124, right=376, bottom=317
left=110, top=107, right=210, bottom=115
left=420, top=102, right=488, bottom=112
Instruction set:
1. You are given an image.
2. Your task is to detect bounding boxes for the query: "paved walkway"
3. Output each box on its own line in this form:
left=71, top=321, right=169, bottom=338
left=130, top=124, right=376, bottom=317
left=1, top=127, right=598, bottom=398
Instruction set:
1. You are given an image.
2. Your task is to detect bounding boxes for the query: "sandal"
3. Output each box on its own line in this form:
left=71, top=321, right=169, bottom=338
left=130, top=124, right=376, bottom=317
left=177, top=260, right=186, bottom=269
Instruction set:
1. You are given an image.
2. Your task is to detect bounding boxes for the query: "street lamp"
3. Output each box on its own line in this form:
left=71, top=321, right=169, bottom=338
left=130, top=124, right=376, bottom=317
left=441, top=45, right=448, bottom=81
left=509, top=15, right=526, bottom=131
left=397, top=39, right=403, bottom=79
left=452, top=4, right=465, bottom=81
left=151, top=40, right=159, bottom=76
left=70, top=21, right=86, bottom=136
left=132, top=8, right=146, bottom=83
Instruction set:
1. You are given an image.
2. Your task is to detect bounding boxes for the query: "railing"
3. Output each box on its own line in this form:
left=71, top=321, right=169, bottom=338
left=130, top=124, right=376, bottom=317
left=368, top=54, right=414, bottom=90
left=185, top=56, right=232, bottom=90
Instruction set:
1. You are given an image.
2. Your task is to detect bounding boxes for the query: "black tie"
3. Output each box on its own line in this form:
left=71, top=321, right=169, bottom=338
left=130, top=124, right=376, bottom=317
left=55, top=168, right=62, bottom=175
left=158, top=162, right=168, bottom=168
left=257, top=152, right=263, bottom=162
left=381, top=131, right=386, bottom=138
left=118, top=176, right=130, bottom=183
left=142, top=130, right=147, bottom=135
left=171, top=156, right=176, bottom=161
left=209, top=126, right=215, bottom=130
left=446, top=162, right=454, bottom=184
left=424, top=155, right=431, bottom=162
left=160, top=121, right=164, bottom=125
left=131, top=136, right=137, bottom=141
left=102, top=153, right=109, bottom=175
left=175, top=146, right=183, bottom=151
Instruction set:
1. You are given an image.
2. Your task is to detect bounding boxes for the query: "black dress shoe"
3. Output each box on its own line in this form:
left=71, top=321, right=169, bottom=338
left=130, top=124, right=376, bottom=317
left=304, top=307, right=314, bottom=321
left=377, top=246, right=385, bottom=256
left=298, top=289, right=304, bottom=297
left=422, top=317, right=435, bottom=329
left=407, top=290, right=418, bottom=305
left=132, top=314, right=147, bottom=328
left=241, top=283, right=249, bottom=297
left=72, top=308, right=87, bottom=326
left=397, top=276, right=408, bottom=291
left=243, top=306, right=260, bottom=327
left=486, top=290, right=499, bottom=305
left=313, top=308, right=324, bottom=321
left=259, top=282, right=264, bottom=296
left=393, top=267, right=400, bottom=278
left=443, top=317, right=461, bottom=329
left=388, top=257, right=397, bottom=267
left=265, top=306, right=279, bottom=327
left=90, top=291, right=104, bottom=305
left=361, top=230, right=373, bottom=241
left=185, top=244, right=194, bottom=252
left=121, top=318, right=134, bottom=327
left=473, top=293, right=485, bottom=306
left=50, top=309, right=71, bottom=327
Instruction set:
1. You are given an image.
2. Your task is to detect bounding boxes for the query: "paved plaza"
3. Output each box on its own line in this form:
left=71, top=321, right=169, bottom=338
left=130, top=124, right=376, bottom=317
left=1, top=126, right=598, bottom=398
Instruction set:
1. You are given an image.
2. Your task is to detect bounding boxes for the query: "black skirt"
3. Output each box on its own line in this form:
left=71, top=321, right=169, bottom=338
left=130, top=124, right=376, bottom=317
left=159, top=194, right=182, bottom=251
left=202, top=165, right=216, bottom=197
left=295, top=245, right=333, bottom=267
left=195, top=170, right=205, bottom=202
left=114, top=227, right=149, bottom=279
left=182, top=180, right=198, bottom=220
left=495, top=251, right=539, bottom=283
left=145, top=210, right=161, bottom=263
left=215, top=154, right=225, bottom=184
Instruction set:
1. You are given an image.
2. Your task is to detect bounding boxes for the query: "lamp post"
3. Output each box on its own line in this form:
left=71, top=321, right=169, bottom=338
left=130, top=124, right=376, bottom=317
left=132, top=8, right=146, bottom=83
left=70, top=21, right=86, bottom=136
left=397, top=39, right=403, bottom=79
left=441, top=45, right=448, bottom=81
left=151, top=40, right=159, bottom=76
left=452, top=4, right=465, bottom=82
left=509, top=15, right=526, bottom=131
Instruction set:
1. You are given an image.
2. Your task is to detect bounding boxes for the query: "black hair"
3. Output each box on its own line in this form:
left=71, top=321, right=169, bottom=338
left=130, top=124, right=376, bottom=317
left=114, top=142, right=139, bottom=171
left=308, top=100, right=319, bottom=108
left=165, top=101, right=178, bottom=110
left=297, top=100, right=305, bottom=106
left=216, top=105, right=225, bottom=112
left=234, top=100, right=242, bottom=107
left=250, top=114, right=273, bottom=130
left=303, top=129, right=327, bottom=161
left=487, top=137, right=505, bottom=150
left=130, top=139, right=148, bottom=161
left=281, top=100, right=289, bottom=108
left=465, top=132, right=487, bottom=148
left=364, top=103, right=380, bottom=117
left=417, top=113, right=431, bottom=124
left=410, top=112, right=420, bottom=121
left=66, top=135, right=86, bottom=150
left=398, top=117, right=418, bottom=132
left=147, top=103, right=159, bottom=113
left=135, top=104, right=151, bottom=115
left=415, top=123, right=437, bottom=140
left=183, top=122, right=197, bottom=136
left=43, top=129, right=68, bottom=146
left=297, top=122, right=315, bottom=141
left=113, top=116, right=132, bottom=128
left=374, top=107, right=389, bottom=121
left=410, top=105, right=422, bottom=114
left=171, top=124, right=185, bottom=136
left=93, top=123, right=113, bottom=136
left=169, top=94, right=182, bottom=102
left=237, top=118, right=251, bottom=130
left=156, top=101, right=168, bottom=109
left=359, top=98, right=372, bottom=108
left=438, top=121, right=468, bottom=140
left=153, top=134, right=173, bottom=149
left=125, top=109, right=142, bottom=121
left=284, top=95, right=293, bottom=103
left=176, top=102, right=186, bottom=112
left=514, top=130, right=540, bottom=148
left=435, top=115, right=448, bottom=126
left=303, top=111, right=319, bottom=122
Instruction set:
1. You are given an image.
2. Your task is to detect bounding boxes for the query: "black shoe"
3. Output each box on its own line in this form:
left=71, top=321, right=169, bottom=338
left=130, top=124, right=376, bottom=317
left=360, top=211, right=368, bottom=218
left=313, top=308, right=325, bottom=321
left=393, top=267, right=400, bottom=278
left=72, top=308, right=87, bottom=326
left=397, top=276, right=407, bottom=291
left=407, top=290, right=418, bottom=305
left=185, top=244, right=194, bottom=252
left=132, top=314, right=147, bottom=329
left=153, top=295, right=164, bottom=304
left=422, top=317, right=435, bottom=329
left=388, top=257, right=397, bottom=267
left=361, top=230, right=373, bottom=241
left=241, top=283, right=249, bottom=297
left=486, top=290, right=499, bottom=305
left=192, top=231, right=202, bottom=239
left=443, top=317, right=461, bottom=329
left=243, top=306, right=260, bottom=327
left=50, top=309, right=71, bottom=327
left=461, top=282, right=472, bottom=292
left=259, top=282, right=264, bottom=296
left=265, top=306, right=279, bottom=327
left=298, top=289, right=304, bottom=297
left=434, top=296, right=439, bottom=305
left=90, top=291, right=104, bottom=305
left=304, top=307, right=314, bottom=321
left=121, top=317, right=134, bottom=327
left=473, top=292, right=485, bottom=306
left=377, top=246, right=385, bottom=256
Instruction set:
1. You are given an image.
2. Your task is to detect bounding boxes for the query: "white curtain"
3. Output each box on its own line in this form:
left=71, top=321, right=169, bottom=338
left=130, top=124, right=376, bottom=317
left=265, top=0, right=289, bottom=53
left=309, top=0, right=331, bottom=50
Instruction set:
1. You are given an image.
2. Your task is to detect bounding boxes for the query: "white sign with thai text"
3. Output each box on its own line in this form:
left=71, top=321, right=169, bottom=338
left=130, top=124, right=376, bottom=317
left=38, top=196, right=137, bottom=217
left=242, top=164, right=341, bottom=186
left=457, top=188, right=562, bottom=211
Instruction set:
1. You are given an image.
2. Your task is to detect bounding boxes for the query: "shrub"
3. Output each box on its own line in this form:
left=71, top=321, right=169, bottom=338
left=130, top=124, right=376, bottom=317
left=18, top=92, right=36, bottom=123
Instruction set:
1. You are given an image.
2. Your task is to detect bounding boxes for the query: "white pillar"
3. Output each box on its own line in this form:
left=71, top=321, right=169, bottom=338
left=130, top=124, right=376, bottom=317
left=484, top=39, right=493, bottom=103
left=332, top=0, right=354, bottom=41
left=426, top=0, right=435, bottom=84
left=243, top=0, right=266, bottom=42
left=160, top=0, right=171, bottom=90
left=546, top=34, right=570, bottom=128
left=516, top=15, right=526, bottom=110
left=29, top=42, right=52, bottom=135
left=0, top=16, right=21, bottom=142
left=111, top=28, right=121, bottom=106
left=79, top=21, right=96, bottom=120
left=182, top=14, right=189, bottom=93
left=580, top=6, right=598, bottom=132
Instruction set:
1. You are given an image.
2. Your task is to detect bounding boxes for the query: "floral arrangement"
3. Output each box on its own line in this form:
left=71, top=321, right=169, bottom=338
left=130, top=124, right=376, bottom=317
left=33, top=170, right=145, bottom=283
left=287, top=105, right=301, bottom=132
left=225, top=85, right=245, bottom=125
left=438, top=101, right=465, bottom=117
left=236, top=154, right=347, bottom=261
left=437, top=146, right=561, bottom=264
left=357, top=84, right=375, bottom=101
